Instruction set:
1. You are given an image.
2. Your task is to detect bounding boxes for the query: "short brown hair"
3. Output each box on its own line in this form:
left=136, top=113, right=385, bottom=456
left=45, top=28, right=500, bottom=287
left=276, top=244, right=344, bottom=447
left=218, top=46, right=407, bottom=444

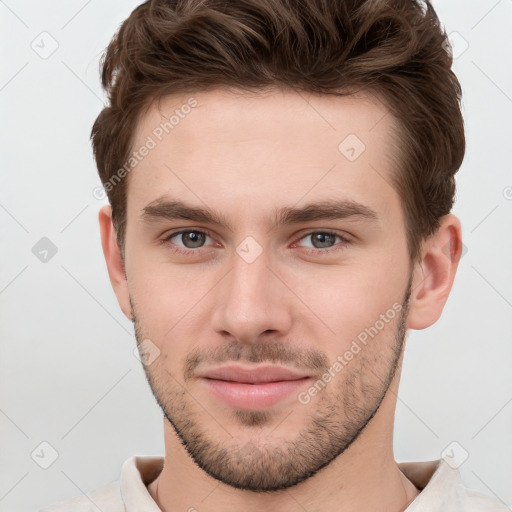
left=91, top=0, right=465, bottom=264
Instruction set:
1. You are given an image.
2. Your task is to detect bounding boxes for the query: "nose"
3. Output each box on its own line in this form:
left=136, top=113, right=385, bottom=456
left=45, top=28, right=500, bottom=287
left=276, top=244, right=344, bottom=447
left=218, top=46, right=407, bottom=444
left=210, top=248, right=293, bottom=344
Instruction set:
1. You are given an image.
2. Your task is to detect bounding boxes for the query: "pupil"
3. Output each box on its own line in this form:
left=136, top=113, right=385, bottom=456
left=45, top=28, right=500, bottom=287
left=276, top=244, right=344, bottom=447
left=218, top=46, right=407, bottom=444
left=183, top=232, right=205, bottom=248
left=313, top=233, right=335, bottom=248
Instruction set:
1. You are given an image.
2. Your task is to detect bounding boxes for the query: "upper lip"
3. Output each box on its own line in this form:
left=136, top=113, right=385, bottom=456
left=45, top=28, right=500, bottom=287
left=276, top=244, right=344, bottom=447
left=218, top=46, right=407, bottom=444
left=197, top=365, right=311, bottom=384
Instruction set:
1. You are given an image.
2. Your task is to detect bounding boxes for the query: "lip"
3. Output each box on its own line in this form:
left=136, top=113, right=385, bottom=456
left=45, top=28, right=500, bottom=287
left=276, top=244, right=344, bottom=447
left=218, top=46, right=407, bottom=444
left=196, top=365, right=312, bottom=410
left=196, top=364, right=311, bottom=383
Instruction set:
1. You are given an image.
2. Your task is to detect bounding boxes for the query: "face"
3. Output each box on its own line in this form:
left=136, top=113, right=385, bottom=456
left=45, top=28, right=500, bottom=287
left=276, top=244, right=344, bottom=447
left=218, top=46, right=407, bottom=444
left=122, top=88, right=414, bottom=491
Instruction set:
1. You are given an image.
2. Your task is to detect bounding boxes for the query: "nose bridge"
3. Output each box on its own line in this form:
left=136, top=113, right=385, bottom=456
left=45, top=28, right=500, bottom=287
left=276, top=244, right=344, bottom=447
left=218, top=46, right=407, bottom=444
left=227, top=250, right=273, bottom=317
left=212, top=247, right=291, bottom=341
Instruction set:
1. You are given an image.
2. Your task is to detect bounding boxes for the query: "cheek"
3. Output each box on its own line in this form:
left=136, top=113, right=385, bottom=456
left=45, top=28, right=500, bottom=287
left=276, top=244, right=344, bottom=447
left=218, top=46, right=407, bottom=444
left=127, top=258, right=216, bottom=337
left=292, top=262, right=406, bottom=344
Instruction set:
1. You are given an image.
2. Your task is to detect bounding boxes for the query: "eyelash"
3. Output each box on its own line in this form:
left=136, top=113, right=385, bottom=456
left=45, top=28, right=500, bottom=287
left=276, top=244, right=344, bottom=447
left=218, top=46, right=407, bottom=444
left=161, top=229, right=351, bottom=257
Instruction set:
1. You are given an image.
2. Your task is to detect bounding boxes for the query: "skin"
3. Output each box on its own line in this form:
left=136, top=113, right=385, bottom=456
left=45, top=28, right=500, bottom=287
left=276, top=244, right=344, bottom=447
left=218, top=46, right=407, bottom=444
left=99, top=87, right=462, bottom=512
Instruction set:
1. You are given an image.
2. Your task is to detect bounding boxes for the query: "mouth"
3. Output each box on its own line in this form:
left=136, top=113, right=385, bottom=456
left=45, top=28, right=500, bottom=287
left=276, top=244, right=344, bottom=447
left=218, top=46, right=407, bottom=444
left=196, top=365, right=312, bottom=410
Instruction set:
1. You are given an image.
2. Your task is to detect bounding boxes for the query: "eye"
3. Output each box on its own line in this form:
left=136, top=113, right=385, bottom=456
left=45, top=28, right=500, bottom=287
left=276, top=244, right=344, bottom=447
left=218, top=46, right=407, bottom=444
left=161, top=228, right=351, bottom=257
left=294, top=231, right=350, bottom=253
left=163, top=229, right=214, bottom=252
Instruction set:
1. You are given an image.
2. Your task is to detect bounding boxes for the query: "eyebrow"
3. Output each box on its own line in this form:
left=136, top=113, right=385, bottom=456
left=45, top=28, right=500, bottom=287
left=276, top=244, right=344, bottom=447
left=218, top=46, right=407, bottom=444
left=141, top=197, right=379, bottom=231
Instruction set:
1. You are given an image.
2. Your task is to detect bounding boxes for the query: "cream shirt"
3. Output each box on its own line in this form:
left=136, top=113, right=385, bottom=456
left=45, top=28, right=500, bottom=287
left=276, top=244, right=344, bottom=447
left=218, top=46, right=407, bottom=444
left=39, top=455, right=510, bottom=511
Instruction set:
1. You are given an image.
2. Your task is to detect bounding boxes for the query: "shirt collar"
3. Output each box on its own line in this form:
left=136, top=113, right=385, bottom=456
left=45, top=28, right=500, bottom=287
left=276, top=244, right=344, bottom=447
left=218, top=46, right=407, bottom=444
left=399, top=456, right=463, bottom=510
left=121, top=455, right=164, bottom=512
left=120, top=455, right=458, bottom=511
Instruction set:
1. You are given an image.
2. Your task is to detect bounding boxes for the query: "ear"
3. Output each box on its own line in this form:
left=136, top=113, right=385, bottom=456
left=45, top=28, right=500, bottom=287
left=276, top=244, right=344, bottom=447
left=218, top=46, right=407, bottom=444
left=98, top=205, right=133, bottom=321
left=406, top=214, right=463, bottom=330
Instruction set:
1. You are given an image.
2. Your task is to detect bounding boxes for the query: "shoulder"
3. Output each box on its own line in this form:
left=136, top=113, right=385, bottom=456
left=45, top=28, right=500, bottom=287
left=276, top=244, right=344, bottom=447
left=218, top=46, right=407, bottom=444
left=38, top=481, right=123, bottom=512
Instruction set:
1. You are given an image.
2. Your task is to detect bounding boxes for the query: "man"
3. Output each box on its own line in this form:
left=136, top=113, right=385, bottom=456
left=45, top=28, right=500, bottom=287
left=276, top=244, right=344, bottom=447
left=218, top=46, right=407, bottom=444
left=40, top=0, right=508, bottom=510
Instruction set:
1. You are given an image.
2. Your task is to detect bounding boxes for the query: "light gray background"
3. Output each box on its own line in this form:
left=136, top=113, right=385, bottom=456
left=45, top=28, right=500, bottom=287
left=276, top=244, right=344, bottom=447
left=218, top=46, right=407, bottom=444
left=1, top=1, right=511, bottom=511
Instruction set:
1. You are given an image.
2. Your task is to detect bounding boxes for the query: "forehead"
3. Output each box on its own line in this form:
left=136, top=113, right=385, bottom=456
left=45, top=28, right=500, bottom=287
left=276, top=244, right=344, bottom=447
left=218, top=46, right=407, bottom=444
left=133, top=87, right=392, bottom=149
left=126, top=87, right=401, bottom=223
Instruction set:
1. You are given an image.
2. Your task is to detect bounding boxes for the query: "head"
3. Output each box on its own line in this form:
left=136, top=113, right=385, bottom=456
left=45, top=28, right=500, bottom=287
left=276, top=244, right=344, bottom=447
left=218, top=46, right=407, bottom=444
left=95, top=0, right=464, bottom=493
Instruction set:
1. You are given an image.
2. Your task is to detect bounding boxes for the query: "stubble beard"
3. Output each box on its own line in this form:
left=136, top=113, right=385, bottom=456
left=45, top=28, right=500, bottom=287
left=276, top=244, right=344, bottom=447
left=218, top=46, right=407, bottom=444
left=132, top=278, right=411, bottom=492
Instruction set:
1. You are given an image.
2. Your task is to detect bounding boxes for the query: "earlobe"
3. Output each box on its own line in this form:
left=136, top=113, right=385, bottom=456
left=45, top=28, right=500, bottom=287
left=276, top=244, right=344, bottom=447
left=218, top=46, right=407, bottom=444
left=98, top=205, right=133, bottom=321
left=406, top=214, right=463, bottom=330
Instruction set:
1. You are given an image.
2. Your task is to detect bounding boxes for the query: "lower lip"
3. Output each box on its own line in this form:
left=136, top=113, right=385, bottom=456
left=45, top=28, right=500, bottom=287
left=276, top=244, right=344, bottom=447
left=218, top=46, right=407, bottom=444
left=200, top=377, right=311, bottom=410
